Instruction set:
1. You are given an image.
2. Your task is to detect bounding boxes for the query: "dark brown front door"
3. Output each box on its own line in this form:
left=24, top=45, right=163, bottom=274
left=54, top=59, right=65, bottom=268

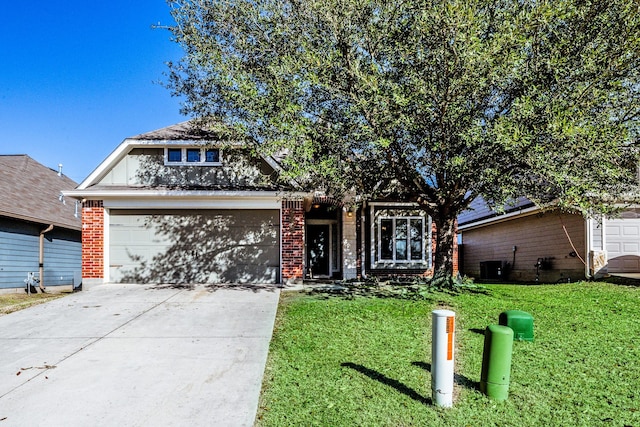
left=307, top=224, right=330, bottom=277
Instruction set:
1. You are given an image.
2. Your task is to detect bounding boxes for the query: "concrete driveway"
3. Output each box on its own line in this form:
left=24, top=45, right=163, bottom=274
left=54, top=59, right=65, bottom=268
left=0, top=284, right=280, bottom=426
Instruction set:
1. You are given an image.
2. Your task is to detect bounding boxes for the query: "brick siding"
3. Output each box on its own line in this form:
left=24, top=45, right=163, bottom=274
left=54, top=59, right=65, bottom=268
left=81, top=200, right=104, bottom=279
left=281, top=200, right=305, bottom=282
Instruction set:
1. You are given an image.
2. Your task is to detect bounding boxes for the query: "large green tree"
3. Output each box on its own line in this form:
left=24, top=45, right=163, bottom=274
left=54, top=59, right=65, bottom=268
left=165, top=0, right=640, bottom=286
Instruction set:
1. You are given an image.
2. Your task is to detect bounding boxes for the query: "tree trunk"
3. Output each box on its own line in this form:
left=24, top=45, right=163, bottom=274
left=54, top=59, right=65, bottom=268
left=431, top=213, right=457, bottom=288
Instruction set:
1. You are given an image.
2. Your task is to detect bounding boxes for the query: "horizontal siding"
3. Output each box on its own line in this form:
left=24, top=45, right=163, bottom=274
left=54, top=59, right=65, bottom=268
left=43, top=232, right=82, bottom=286
left=0, top=221, right=40, bottom=288
left=0, top=218, right=80, bottom=289
left=461, top=211, right=586, bottom=282
left=591, top=219, right=604, bottom=251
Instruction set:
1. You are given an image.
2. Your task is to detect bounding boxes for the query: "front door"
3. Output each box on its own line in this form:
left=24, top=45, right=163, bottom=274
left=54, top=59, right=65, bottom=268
left=307, top=224, right=330, bottom=277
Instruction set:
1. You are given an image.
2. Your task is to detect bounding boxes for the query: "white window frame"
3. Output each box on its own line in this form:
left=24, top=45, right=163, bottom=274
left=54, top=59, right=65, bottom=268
left=377, top=215, right=426, bottom=263
left=164, top=147, right=222, bottom=166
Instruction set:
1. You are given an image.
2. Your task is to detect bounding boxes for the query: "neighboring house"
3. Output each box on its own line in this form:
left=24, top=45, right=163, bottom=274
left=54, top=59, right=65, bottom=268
left=63, top=121, right=450, bottom=288
left=458, top=196, right=637, bottom=282
left=0, top=155, right=81, bottom=291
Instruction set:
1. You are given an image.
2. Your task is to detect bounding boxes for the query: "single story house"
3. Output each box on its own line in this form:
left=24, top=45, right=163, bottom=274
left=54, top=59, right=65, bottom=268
left=0, top=155, right=81, bottom=291
left=63, top=122, right=452, bottom=288
left=458, top=197, right=638, bottom=282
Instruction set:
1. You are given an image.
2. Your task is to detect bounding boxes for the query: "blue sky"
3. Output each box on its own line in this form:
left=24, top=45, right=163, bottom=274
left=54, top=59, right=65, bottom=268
left=0, top=1, right=186, bottom=183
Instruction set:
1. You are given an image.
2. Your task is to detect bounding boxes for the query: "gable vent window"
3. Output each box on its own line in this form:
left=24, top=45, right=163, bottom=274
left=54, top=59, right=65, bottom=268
left=205, top=149, right=219, bottom=163
left=167, top=148, right=182, bottom=162
left=165, top=147, right=222, bottom=166
left=186, top=148, right=201, bottom=162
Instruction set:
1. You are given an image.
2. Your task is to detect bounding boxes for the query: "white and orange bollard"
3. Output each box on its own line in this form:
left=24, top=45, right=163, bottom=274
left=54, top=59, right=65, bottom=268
left=431, top=309, right=455, bottom=407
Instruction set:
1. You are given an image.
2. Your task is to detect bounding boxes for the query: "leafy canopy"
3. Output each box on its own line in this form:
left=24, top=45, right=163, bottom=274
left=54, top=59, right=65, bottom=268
left=165, top=0, right=640, bottom=279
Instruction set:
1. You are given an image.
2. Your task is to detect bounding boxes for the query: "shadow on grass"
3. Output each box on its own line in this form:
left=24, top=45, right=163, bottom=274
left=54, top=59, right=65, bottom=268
left=306, top=279, right=490, bottom=301
left=341, top=362, right=432, bottom=405
left=411, top=361, right=479, bottom=391
left=598, top=275, right=640, bottom=288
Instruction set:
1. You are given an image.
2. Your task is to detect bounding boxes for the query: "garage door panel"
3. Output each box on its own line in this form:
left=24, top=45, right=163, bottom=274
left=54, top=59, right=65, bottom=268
left=110, top=210, right=280, bottom=284
left=622, top=258, right=640, bottom=270
left=609, top=256, right=640, bottom=272
left=606, top=242, right=622, bottom=253
left=606, top=214, right=640, bottom=273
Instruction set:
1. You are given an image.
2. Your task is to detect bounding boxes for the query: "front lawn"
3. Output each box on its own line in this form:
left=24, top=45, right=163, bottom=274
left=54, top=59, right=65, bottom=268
left=256, top=282, right=640, bottom=426
left=0, top=292, right=66, bottom=316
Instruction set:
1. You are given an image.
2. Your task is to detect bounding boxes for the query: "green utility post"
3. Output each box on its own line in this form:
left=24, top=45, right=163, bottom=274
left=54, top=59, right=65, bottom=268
left=499, top=310, right=534, bottom=342
left=480, top=324, right=514, bottom=401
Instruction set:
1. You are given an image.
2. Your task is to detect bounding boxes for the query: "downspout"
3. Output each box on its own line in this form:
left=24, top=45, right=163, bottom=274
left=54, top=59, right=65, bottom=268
left=39, top=224, right=54, bottom=292
left=585, top=218, right=592, bottom=280
left=361, top=201, right=368, bottom=278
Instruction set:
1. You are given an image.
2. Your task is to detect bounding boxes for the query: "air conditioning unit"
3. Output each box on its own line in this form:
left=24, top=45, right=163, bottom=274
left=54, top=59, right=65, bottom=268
left=480, top=261, right=506, bottom=280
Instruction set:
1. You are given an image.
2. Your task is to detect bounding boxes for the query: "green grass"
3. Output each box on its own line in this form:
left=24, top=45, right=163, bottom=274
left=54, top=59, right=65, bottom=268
left=256, top=282, right=640, bottom=426
left=0, top=292, right=66, bottom=315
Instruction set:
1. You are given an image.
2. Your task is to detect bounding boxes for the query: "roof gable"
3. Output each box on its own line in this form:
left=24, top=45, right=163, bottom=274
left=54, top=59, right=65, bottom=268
left=74, top=121, right=291, bottom=192
left=0, top=155, right=80, bottom=230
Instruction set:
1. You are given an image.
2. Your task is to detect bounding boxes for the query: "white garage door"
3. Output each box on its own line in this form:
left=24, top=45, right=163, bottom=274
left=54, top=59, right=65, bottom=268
left=109, top=209, right=280, bottom=284
left=606, top=209, right=640, bottom=273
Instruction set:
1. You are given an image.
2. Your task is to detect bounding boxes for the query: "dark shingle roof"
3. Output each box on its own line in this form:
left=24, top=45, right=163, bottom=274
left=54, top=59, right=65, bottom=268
left=457, top=196, right=535, bottom=226
left=128, top=120, right=237, bottom=141
left=0, top=155, right=81, bottom=230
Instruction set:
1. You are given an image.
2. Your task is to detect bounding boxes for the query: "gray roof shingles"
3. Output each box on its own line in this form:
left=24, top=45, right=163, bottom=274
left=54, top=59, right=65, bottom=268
left=0, top=155, right=81, bottom=230
left=128, top=120, right=232, bottom=141
left=458, top=196, right=535, bottom=226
